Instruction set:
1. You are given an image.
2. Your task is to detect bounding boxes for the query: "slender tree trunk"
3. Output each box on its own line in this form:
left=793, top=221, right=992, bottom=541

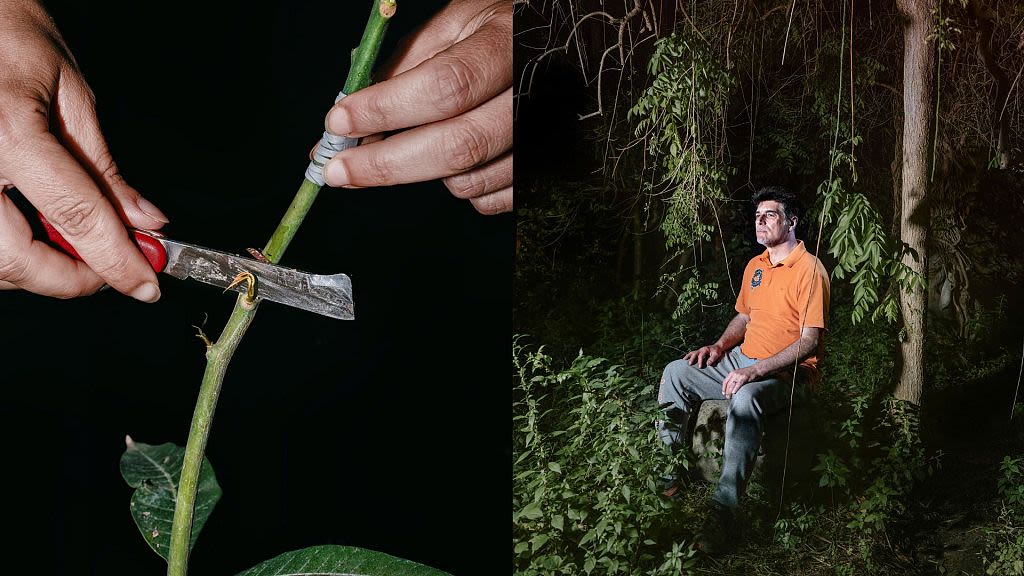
left=894, top=0, right=936, bottom=405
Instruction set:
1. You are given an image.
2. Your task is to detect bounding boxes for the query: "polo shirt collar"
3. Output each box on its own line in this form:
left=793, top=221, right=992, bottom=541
left=756, top=240, right=807, bottom=268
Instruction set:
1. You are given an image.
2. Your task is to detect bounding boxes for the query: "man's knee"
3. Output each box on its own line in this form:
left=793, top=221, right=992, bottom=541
left=663, top=358, right=696, bottom=383
left=729, top=385, right=762, bottom=417
left=658, top=359, right=690, bottom=403
left=665, top=358, right=692, bottom=375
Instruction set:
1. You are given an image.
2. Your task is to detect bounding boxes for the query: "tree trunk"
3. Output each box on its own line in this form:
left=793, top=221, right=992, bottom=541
left=894, top=0, right=936, bottom=405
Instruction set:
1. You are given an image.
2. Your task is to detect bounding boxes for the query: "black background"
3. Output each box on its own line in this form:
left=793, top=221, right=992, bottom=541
left=0, top=2, right=510, bottom=574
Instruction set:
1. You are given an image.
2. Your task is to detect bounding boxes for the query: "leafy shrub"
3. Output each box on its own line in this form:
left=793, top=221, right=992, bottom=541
left=513, top=340, right=698, bottom=575
left=984, top=457, right=1024, bottom=575
left=773, top=503, right=819, bottom=550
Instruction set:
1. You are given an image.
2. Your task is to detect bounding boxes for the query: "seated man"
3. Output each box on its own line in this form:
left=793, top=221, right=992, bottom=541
left=655, top=186, right=829, bottom=552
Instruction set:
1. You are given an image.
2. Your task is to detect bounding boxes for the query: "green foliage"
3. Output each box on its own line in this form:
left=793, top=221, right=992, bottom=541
left=628, top=32, right=733, bottom=252
left=235, top=545, right=452, bottom=576
left=985, top=524, right=1024, bottom=576
left=984, top=457, right=1024, bottom=575
left=801, top=307, right=940, bottom=570
left=817, top=145, right=925, bottom=324
left=513, top=340, right=697, bottom=576
left=807, top=397, right=939, bottom=569
left=659, top=269, right=719, bottom=322
left=813, top=450, right=850, bottom=490
left=801, top=27, right=917, bottom=327
left=120, top=438, right=221, bottom=561
left=929, top=0, right=968, bottom=53
left=998, top=457, right=1024, bottom=509
left=773, top=503, right=819, bottom=550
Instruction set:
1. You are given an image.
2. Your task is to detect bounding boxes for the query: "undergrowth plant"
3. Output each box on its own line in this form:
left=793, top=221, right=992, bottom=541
left=984, top=456, right=1024, bottom=575
left=816, top=144, right=924, bottom=325
left=628, top=31, right=733, bottom=254
left=513, top=339, right=698, bottom=576
left=627, top=31, right=734, bottom=324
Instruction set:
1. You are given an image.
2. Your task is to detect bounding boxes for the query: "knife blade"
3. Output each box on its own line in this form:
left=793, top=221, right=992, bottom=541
left=38, top=216, right=354, bottom=320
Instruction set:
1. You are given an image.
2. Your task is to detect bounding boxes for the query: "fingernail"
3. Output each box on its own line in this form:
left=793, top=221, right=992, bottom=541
left=137, top=197, right=170, bottom=224
left=326, top=107, right=351, bottom=135
left=131, top=282, right=161, bottom=303
left=324, top=160, right=349, bottom=187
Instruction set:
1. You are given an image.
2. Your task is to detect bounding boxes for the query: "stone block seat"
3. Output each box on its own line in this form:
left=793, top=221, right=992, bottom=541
left=690, top=393, right=823, bottom=498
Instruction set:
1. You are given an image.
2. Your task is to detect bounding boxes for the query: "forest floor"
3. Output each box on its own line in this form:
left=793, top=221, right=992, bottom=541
left=683, top=372, right=1023, bottom=575
left=888, top=375, right=1023, bottom=575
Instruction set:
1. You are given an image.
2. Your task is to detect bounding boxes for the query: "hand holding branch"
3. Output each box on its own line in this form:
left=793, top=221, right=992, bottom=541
left=321, top=0, right=512, bottom=215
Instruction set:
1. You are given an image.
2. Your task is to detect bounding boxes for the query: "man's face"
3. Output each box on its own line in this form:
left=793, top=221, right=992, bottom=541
left=754, top=200, right=795, bottom=247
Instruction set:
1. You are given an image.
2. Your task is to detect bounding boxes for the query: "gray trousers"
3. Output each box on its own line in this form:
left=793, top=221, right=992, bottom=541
left=656, top=348, right=795, bottom=508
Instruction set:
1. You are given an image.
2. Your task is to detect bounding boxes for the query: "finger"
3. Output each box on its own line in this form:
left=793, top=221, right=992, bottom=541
left=469, top=186, right=511, bottom=215
left=370, top=0, right=481, bottom=82
left=2, top=124, right=160, bottom=302
left=53, top=70, right=168, bottom=230
left=326, top=7, right=511, bottom=138
left=324, top=88, right=511, bottom=188
left=0, top=192, right=103, bottom=297
left=444, top=152, right=511, bottom=199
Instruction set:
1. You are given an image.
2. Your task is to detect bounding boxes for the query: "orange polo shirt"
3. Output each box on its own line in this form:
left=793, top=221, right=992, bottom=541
left=735, top=241, right=830, bottom=378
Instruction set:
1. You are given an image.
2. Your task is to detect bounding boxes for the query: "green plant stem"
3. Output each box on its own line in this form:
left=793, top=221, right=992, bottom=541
left=166, top=3, right=394, bottom=575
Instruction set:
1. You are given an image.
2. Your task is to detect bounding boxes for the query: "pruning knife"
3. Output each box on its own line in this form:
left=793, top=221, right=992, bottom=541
left=38, top=215, right=354, bottom=320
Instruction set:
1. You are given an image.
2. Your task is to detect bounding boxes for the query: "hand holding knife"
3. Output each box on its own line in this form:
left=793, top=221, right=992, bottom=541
left=36, top=213, right=354, bottom=320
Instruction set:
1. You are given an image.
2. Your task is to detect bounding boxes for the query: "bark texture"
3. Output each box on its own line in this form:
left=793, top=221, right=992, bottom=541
left=894, top=0, right=936, bottom=405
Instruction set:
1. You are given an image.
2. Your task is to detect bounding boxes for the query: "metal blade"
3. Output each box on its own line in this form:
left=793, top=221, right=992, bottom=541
left=149, top=234, right=353, bottom=320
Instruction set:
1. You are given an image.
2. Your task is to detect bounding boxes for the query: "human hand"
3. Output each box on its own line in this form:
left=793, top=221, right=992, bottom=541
left=683, top=344, right=724, bottom=369
left=0, top=0, right=168, bottom=300
left=322, top=0, right=512, bottom=215
left=721, top=366, right=760, bottom=399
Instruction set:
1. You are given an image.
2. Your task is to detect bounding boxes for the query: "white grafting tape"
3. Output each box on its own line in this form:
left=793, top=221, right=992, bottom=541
left=305, top=91, right=359, bottom=186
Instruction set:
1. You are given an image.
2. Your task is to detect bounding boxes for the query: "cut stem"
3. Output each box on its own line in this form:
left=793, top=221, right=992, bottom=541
left=166, top=3, right=394, bottom=575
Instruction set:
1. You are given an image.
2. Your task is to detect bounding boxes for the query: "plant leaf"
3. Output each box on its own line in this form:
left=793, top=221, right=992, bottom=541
left=236, top=545, right=453, bottom=576
left=120, top=436, right=221, bottom=561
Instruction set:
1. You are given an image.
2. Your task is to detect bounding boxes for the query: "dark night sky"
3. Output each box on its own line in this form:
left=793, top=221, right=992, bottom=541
left=0, top=2, right=510, bottom=574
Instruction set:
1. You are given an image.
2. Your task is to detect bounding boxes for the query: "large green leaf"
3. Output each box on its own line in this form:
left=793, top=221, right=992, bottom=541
left=236, top=545, right=453, bottom=576
left=119, top=436, right=222, bottom=561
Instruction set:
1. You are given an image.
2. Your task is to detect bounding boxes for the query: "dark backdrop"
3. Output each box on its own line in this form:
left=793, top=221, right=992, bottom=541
left=0, top=2, right=510, bottom=574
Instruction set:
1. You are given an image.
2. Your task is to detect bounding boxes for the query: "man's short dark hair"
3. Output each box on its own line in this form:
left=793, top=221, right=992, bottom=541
left=752, top=186, right=801, bottom=221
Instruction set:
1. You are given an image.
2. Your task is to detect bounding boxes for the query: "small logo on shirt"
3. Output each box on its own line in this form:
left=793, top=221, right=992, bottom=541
left=751, top=269, right=763, bottom=288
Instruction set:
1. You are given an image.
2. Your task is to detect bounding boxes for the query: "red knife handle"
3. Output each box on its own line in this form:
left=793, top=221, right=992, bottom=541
left=37, top=211, right=168, bottom=273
